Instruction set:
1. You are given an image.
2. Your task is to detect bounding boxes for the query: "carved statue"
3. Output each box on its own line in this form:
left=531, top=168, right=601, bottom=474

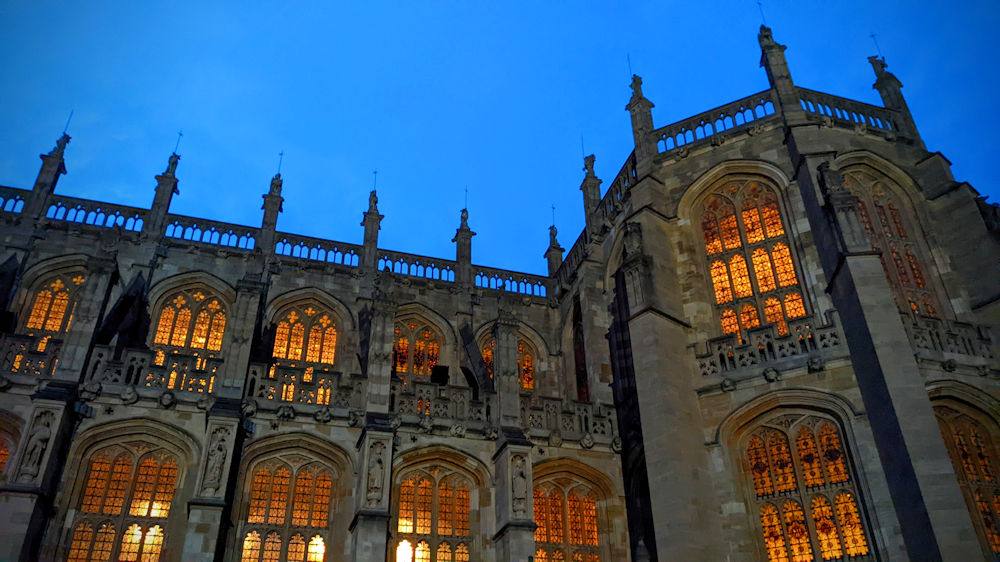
left=366, top=441, right=386, bottom=506
left=511, top=455, right=527, bottom=517
left=54, top=133, right=70, bottom=154
left=165, top=152, right=180, bottom=176
left=201, top=428, right=228, bottom=495
left=18, top=411, right=54, bottom=483
left=368, top=189, right=379, bottom=212
left=630, top=74, right=643, bottom=98
left=460, top=208, right=470, bottom=230
left=548, top=224, right=559, bottom=247
left=583, top=154, right=595, bottom=175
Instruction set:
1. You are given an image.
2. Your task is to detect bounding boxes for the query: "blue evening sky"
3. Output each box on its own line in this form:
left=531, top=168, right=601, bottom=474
left=0, top=1, right=996, bottom=275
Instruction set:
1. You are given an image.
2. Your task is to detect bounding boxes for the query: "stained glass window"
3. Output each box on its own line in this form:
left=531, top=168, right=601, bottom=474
left=69, top=445, right=179, bottom=561
left=153, top=289, right=227, bottom=355
left=25, top=274, right=85, bottom=335
left=518, top=340, right=536, bottom=390
left=271, top=306, right=338, bottom=365
left=393, top=320, right=441, bottom=378
left=699, top=181, right=807, bottom=342
left=534, top=482, right=602, bottom=560
left=745, top=417, right=870, bottom=561
left=394, top=468, right=474, bottom=561
left=241, top=460, right=337, bottom=562
left=843, top=170, right=940, bottom=317
left=935, top=404, right=1000, bottom=555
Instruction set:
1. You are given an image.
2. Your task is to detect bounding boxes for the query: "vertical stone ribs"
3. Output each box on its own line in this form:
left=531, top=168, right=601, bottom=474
left=607, top=270, right=657, bottom=561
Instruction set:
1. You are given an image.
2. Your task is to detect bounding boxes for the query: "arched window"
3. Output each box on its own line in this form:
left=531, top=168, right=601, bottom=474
left=22, top=272, right=87, bottom=350
left=934, top=403, right=1000, bottom=556
left=271, top=304, right=338, bottom=365
left=393, top=320, right=441, bottom=379
left=742, top=414, right=871, bottom=561
left=239, top=456, right=335, bottom=562
left=393, top=467, right=473, bottom=562
left=67, top=444, right=180, bottom=562
left=843, top=169, right=941, bottom=317
left=533, top=480, right=602, bottom=561
left=479, top=336, right=537, bottom=392
left=0, top=434, right=11, bottom=475
left=152, top=288, right=227, bottom=354
left=700, top=180, right=807, bottom=342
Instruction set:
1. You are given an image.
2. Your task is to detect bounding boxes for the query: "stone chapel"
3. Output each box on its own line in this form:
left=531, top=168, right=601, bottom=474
left=0, top=25, right=998, bottom=562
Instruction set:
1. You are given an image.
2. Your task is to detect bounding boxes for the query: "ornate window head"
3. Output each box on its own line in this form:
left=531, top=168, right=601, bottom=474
left=479, top=336, right=537, bottom=392
left=700, top=180, right=807, bottom=342
left=239, top=453, right=338, bottom=562
left=272, top=304, right=338, bottom=366
left=741, top=414, right=871, bottom=561
left=152, top=288, right=227, bottom=354
left=67, top=444, right=180, bottom=561
left=934, top=403, right=1000, bottom=556
left=393, top=320, right=441, bottom=379
left=533, top=479, right=602, bottom=561
left=843, top=169, right=941, bottom=317
left=393, top=466, right=473, bottom=562
left=22, top=272, right=87, bottom=350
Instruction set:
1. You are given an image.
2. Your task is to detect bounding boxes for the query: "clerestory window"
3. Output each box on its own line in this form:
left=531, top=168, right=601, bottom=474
left=700, top=180, right=807, bottom=342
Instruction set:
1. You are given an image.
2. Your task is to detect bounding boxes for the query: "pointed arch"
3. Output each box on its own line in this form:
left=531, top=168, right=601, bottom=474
left=265, top=287, right=356, bottom=330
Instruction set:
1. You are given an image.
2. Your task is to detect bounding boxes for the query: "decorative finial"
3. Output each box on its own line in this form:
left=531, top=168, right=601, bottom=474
left=549, top=223, right=559, bottom=247
left=270, top=172, right=283, bottom=194
left=277, top=150, right=284, bottom=174
left=53, top=133, right=70, bottom=154
left=165, top=152, right=180, bottom=176
left=583, top=154, right=595, bottom=176
left=460, top=208, right=469, bottom=230
left=630, top=74, right=643, bottom=98
left=173, top=131, right=183, bottom=153
left=368, top=189, right=379, bottom=213
left=868, top=55, right=888, bottom=76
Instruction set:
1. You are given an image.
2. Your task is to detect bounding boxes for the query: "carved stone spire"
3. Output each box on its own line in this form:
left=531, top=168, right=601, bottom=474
left=146, top=152, right=180, bottom=237
left=758, top=25, right=802, bottom=118
left=626, top=75, right=655, bottom=159
left=360, top=189, right=383, bottom=271
left=453, top=208, right=476, bottom=286
left=869, top=56, right=922, bottom=146
left=580, top=154, right=602, bottom=236
left=23, top=134, right=70, bottom=220
left=258, top=173, right=284, bottom=256
left=544, top=224, right=564, bottom=277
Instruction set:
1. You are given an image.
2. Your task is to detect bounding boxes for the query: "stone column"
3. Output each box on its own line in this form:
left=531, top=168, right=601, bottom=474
left=791, top=153, right=981, bottom=559
left=758, top=25, right=805, bottom=124
left=257, top=173, right=284, bottom=256
left=491, top=307, right=520, bottom=428
left=492, top=436, right=534, bottom=562
left=182, top=400, right=240, bottom=561
left=0, top=387, right=74, bottom=560
left=360, top=190, right=383, bottom=273
left=579, top=156, right=602, bottom=235
left=350, top=416, right=394, bottom=561
left=144, top=153, right=181, bottom=238
left=626, top=76, right=656, bottom=162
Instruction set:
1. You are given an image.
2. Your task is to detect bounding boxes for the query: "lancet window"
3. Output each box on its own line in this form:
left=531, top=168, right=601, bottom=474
left=393, top=320, right=441, bottom=379
left=393, top=466, right=473, bottom=562
left=743, top=414, right=871, bottom=561
left=479, top=336, right=536, bottom=391
left=843, top=169, right=940, bottom=317
left=23, top=272, right=86, bottom=350
left=67, top=444, right=180, bottom=562
left=265, top=302, right=340, bottom=406
left=700, top=180, right=807, bottom=342
left=533, top=480, right=602, bottom=562
left=152, top=288, right=227, bottom=354
left=934, top=403, right=1000, bottom=556
left=239, top=455, right=335, bottom=562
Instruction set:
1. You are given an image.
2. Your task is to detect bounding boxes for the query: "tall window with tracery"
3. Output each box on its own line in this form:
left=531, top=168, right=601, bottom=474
left=843, top=169, right=940, bottom=317
left=152, top=289, right=227, bottom=355
left=239, top=455, right=335, bottom=562
left=23, top=272, right=87, bottom=351
left=533, top=480, right=602, bottom=562
left=394, top=467, right=473, bottom=562
left=934, top=403, right=1000, bottom=556
left=393, top=320, right=441, bottom=379
left=66, top=444, right=180, bottom=562
left=700, top=180, right=807, bottom=342
left=479, top=336, right=536, bottom=391
left=743, top=414, right=871, bottom=561
left=267, top=302, right=339, bottom=406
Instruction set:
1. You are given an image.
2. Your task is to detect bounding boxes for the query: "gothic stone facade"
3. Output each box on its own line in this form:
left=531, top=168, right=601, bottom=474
left=0, top=26, right=998, bottom=562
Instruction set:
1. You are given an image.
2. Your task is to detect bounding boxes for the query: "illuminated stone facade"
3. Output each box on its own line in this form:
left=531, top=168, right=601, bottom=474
left=0, top=26, right=998, bottom=561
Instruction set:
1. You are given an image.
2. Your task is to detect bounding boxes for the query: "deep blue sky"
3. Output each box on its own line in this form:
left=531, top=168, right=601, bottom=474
left=1, top=1, right=996, bottom=275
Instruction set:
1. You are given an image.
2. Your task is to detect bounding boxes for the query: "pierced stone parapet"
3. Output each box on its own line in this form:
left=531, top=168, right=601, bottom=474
left=652, top=89, right=778, bottom=155
left=164, top=214, right=258, bottom=250
left=797, top=87, right=902, bottom=136
left=694, top=312, right=844, bottom=379
left=248, top=362, right=362, bottom=410
left=86, top=345, right=222, bottom=398
left=0, top=333, right=61, bottom=381
left=45, top=195, right=146, bottom=232
left=901, top=314, right=998, bottom=369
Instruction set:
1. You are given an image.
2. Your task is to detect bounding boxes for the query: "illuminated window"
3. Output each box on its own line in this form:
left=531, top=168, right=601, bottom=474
left=699, top=181, right=807, bottom=342
left=394, top=467, right=473, bottom=561
left=152, top=288, right=227, bottom=371
left=935, top=403, right=1000, bottom=555
left=534, top=479, right=603, bottom=560
left=24, top=273, right=86, bottom=340
left=393, top=320, right=441, bottom=378
left=271, top=305, right=338, bottom=365
left=479, top=336, right=538, bottom=392
left=744, top=415, right=870, bottom=561
left=844, top=170, right=940, bottom=317
left=241, top=459, right=336, bottom=561
left=67, top=444, right=179, bottom=561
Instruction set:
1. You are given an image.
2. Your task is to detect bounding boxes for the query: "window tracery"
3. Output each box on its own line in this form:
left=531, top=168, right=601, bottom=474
left=22, top=272, right=86, bottom=352
left=700, top=180, right=807, bottom=342
left=393, top=466, right=473, bottom=562
left=934, top=404, right=1000, bottom=555
left=843, top=170, right=941, bottom=317
left=152, top=288, right=227, bottom=355
left=533, top=479, right=602, bottom=561
left=393, top=320, right=441, bottom=379
left=479, top=336, right=537, bottom=391
left=67, top=443, right=180, bottom=562
left=239, top=453, right=336, bottom=562
left=743, top=415, right=871, bottom=561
